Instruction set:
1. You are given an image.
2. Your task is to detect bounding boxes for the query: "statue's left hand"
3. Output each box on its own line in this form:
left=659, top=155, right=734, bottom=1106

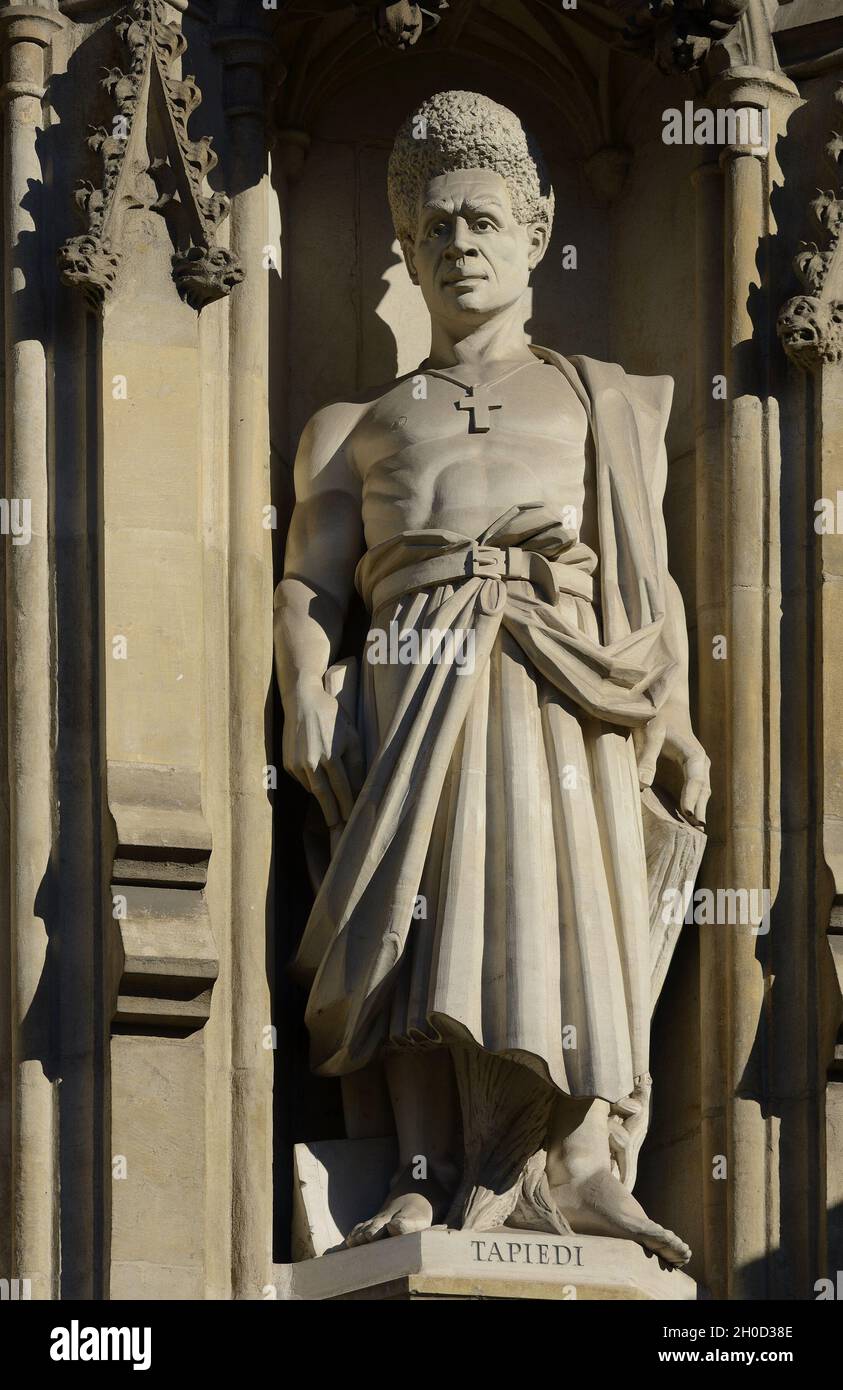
left=635, top=708, right=710, bottom=829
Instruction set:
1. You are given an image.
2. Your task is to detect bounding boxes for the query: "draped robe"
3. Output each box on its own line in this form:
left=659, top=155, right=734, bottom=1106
left=289, top=351, right=679, bottom=1106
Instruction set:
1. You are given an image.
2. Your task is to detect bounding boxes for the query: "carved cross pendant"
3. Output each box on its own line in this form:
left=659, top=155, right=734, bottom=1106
left=456, top=384, right=503, bottom=433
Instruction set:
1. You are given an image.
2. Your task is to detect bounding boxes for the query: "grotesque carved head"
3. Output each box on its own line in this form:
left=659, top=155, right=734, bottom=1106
left=58, top=234, right=120, bottom=305
left=777, top=294, right=843, bottom=369
left=388, top=90, right=554, bottom=246
left=388, top=91, right=554, bottom=326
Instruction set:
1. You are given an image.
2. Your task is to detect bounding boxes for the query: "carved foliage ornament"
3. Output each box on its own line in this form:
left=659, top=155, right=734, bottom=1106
left=778, top=86, right=843, bottom=369
left=58, top=0, right=243, bottom=310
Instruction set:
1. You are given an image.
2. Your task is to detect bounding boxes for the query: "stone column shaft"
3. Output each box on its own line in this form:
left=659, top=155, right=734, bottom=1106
left=708, top=66, right=799, bottom=1298
left=722, top=137, right=772, bottom=1298
left=215, top=27, right=275, bottom=1300
left=0, top=4, right=65, bottom=1300
left=694, top=156, right=729, bottom=1298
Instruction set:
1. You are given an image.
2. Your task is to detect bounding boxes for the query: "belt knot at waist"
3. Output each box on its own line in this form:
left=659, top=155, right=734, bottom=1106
left=366, top=538, right=596, bottom=616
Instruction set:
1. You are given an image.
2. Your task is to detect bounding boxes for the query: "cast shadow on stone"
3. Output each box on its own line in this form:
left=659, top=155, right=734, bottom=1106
left=737, top=1201, right=843, bottom=1300
left=271, top=214, right=414, bottom=1261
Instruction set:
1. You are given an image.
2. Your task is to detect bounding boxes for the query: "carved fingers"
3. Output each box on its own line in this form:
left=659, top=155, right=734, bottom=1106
left=282, top=688, right=364, bottom=831
left=635, top=717, right=666, bottom=789
left=636, top=714, right=711, bottom=829
left=667, top=726, right=711, bottom=828
left=679, top=745, right=711, bottom=829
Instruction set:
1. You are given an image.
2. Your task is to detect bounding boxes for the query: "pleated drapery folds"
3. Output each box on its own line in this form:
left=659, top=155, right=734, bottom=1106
left=292, top=353, right=679, bottom=1107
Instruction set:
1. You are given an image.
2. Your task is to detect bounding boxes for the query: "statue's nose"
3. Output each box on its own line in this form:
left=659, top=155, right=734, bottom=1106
left=444, top=217, right=476, bottom=257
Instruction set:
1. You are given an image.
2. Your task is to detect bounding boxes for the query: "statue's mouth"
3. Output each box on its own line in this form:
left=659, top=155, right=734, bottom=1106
left=780, top=322, right=818, bottom=345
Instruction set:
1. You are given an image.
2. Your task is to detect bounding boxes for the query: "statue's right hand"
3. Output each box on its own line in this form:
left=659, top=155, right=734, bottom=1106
left=282, top=683, right=364, bottom=830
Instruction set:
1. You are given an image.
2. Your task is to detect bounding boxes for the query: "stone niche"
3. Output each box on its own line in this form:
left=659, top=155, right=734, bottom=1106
left=270, top=13, right=704, bottom=1298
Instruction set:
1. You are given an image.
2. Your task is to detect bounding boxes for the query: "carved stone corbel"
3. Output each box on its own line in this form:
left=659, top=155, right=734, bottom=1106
left=273, top=128, right=310, bottom=184
left=107, top=762, right=218, bottom=1033
left=360, top=1, right=449, bottom=50
left=59, top=0, right=243, bottom=309
left=372, top=1, right=423, bottom=49
left=778, top=86, right=843, bottom=368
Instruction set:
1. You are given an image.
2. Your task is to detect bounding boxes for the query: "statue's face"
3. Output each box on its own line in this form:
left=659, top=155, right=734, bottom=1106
left=403, top=168, right=547, bottom=327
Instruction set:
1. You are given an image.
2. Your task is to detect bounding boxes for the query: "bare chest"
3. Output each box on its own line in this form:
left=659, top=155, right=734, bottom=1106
left=355, top=363, right=586, bottom=464
left=350, top=363, right=594, bottom=547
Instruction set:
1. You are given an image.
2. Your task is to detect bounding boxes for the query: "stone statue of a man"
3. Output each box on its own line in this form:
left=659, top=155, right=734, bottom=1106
left=274, top=90, right=709, bottom=1266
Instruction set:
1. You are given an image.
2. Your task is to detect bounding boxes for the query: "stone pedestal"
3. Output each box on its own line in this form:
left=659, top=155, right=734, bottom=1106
left=274, top=1229, right=698, bottom=1301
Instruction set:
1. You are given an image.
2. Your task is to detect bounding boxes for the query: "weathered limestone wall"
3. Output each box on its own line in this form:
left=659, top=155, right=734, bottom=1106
left=1, top=0, right=275, bottom=1300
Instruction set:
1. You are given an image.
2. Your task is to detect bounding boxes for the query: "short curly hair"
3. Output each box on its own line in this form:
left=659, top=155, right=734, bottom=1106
left=387, top=90, right=555, bottom=245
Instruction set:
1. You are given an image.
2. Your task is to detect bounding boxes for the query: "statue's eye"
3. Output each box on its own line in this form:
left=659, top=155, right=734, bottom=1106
left=473, top=219, right=495, bottom=232
left=427, top=221, right=448, bottom=239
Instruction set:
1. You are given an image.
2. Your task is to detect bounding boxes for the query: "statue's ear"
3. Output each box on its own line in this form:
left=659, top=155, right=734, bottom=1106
left=527, top=222, right=549, bottom=270
left=401, top=237, right=419, bottom=285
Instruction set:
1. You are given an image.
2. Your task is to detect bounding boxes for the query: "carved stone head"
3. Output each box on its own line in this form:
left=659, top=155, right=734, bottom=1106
left=777, top=293, right=843, bottom=369
left=387, top=90, right=554, bottom=327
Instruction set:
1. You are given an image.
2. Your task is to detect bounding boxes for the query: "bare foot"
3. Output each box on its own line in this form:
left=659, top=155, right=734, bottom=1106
left=551, top=1168, right=691, bottom=1267
left=345, top=1164, right=452, bottom=1246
